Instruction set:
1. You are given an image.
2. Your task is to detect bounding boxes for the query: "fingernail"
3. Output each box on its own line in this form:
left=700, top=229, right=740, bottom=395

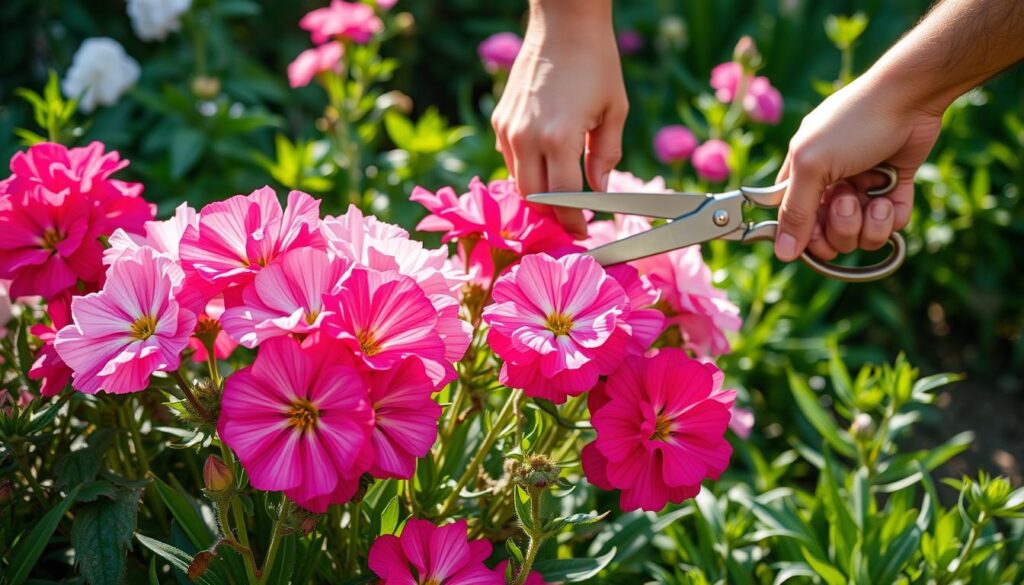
left=870, top=202, right=892, bottom=221
left=835, top=197, right=857, bottom=217
left=775, top=232, right=798, bottom=261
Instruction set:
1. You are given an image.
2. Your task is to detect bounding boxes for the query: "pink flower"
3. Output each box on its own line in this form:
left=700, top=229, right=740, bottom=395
left=300, top=0, right=383, bottom=45
left=323, top=267, right=455, bottom=388
left=29, top=293, right=75, bottom=397
left=710, top=61, right=747, bottom=103
left=494, top=561, right=549, bottom=585
left=653, top=125, right=697, bottom=165
left=617, top=30, right=644, bottom=55
left=376, top=0, right=398, bottom=9
left=605, top=169, right=670, bottom=194
left=221, top=248, right=349, bottom=348
left=188, top=297, right=237, bottom=363
left=582, top=349, right=734, bottom=511
left=604, top=264, right=665, bottom=354
left=483, top=253, right=634, bottom=403
left=745, top=76, right=783, bottom=124
left=368, top=519, right=501, bottom=585
left=105, top=202, right=197, bottom=265
left=218, top=337, right=374, bottom=513
left=178, top=187, right=324, bottom=305
left=727, top=404, right=754, bottom=439
left=54, top=247, right=196, bottom=395
left=692, top=139, right=731, bottom=182
left=478, top=32, right=523, bottom=73
left=288, top=42, right=344, bottom=88
left=0, top=280, right=11, bottom=337
left=361, top=356, right=441, bottom=478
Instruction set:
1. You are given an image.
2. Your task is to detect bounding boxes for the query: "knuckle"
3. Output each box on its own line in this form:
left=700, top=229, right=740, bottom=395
left=789, top=142, right=823, bottom=173
left=507, top=128, right=530, bottom=149
left=779, top=202, right=814, bottom=227
left=538, top=126, right=569, bottom=150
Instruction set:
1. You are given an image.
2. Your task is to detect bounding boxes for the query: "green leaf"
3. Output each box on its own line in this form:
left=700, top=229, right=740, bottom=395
left=788, top=369, right=856, bottom=458
left=873, top=525, right=921, bottom=584
left=800, top=547, right=846, bottom=585
left=824, top=13, right=869, bottom=49
left=379, top=495, right=399, bottom=536
left=76, top=480, right=118, bottom=503
left=911, top=372, right=963, bottom=401
left=211, top=0, right=261, bottom=17
left=513, top=486, right=533, bottom=531
left=151, top=476, right=214, bottom=550
left=384, top=110, right=415, bottom=150
left=55, top=429, right=114, bottom=488
left=506, top=538, right=524, bottom=563
left=73, top=486, right=143, bottom=585
left=169, top=127, right=206, bottom=179
left=557, top=511, right=609, bottom=527
left=135, top=534, right=227, bottom=585
left=7, top=486, right=81, bottom=585
left=533, top=547, right=616, bottom=583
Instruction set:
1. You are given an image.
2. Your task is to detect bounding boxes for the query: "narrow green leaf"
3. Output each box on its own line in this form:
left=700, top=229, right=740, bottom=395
left=151, top=476, right=214, bottom=550
left=800, top=548, right=846, bottom=585
left=788, top=369, right=856, bottom=458
left=7, top=485, right=81, bottom=585
left=379, top=495, right=399, bottom=536
left=135, top=534, right=226, bottom=585
left=506, top=538, right=524, bottom=563
left=513, top=486, right=533, bottom=531
left=873, top=526, right=921, bottom=583
left=533, top=547, right=616, bottom=582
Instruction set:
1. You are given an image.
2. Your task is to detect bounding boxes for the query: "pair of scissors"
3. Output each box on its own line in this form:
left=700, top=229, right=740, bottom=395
left=528, top=164, right=905, bottom=283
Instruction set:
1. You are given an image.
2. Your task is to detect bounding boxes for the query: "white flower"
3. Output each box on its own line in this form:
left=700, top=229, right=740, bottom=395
left=62, top=38, right=140, bottom=113
left=127, top=0, right=192, bottom=42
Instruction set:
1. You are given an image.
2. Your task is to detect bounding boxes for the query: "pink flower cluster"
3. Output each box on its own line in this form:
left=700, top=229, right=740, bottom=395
left=710, top=61, right=784, bottom=124
left=478, top=32, right=523, bottom=73
left=289, top=0, right=386, bottom=88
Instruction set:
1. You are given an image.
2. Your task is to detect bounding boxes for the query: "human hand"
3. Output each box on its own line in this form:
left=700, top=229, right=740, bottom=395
left=774, top=72, right=944, bottom=262
left=491, top=0, right=625, bottom=238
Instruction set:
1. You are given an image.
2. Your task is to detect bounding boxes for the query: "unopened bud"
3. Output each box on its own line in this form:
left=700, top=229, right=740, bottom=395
left=203, top=456, right=234, bottom=497
left=188, top=550, right=216, bottom=580
left=850, top=413, right=875, bottom=441
left=191, top=76, right=221, bottom=100
left=733, top=36, right=762, bottom=71
left=510, top=455, right=561, bottom=490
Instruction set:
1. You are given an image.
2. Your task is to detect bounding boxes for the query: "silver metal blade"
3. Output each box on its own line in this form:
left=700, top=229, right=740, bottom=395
left=527, top=191, right=711, bottom=220
left=585, top=195, right=744, bottom=266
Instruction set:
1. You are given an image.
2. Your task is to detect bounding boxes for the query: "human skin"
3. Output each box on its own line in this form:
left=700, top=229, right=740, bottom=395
left=493, top=0, right=1024, bottom=259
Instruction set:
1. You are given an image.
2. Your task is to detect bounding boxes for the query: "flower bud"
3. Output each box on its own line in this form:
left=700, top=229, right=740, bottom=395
left=375, top=90, right=413, bottom=114
left=657, top=16, right=687, bottom=52
left=203, top=456, right=234, bottom=497
left=191, top=76, right=222, bottom=100
left=510, top=455, right=561, bottom=490
left=850, top=413, right=875, bottom=441
left=732, top=36, right=762, bottom=71
left=188, top=550, right=216, bottom=580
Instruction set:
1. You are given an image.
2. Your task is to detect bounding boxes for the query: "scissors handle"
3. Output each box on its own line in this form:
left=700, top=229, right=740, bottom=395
left=741, top=163, right=899, bottom=207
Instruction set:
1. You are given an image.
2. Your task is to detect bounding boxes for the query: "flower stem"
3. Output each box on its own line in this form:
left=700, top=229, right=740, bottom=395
left=343, top=501, right=361, bottom=576
left=220, top=442, right=259, bottom=585
left=438, top=389, right=522, bottom=517
left=203, top=337, right=222, bottom=388
left=513, top=489, right=545, bottom=585
left=946, top=512, right=984, bottom=584
left=259, top=499, right=291, bottom=585
left=121, top=399, right=169, bottom=532
left=172, top=370, right=211, bottom=422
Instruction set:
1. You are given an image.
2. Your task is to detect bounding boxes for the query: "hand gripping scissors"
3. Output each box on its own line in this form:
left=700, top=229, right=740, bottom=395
left=528, top=165, right=906, bottom=283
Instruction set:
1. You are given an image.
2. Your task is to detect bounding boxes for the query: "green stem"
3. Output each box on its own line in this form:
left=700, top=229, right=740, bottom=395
left=220, top=442, right=259, bottom=585
left=122, top=399, right=169, bottom=532
left=946, top=513, right=984, bottom=584
left=438, top=389, right=522, bottom=517
left=259, top=500, right=291, bottom=585
left=203, top=336, right=222, bottom=388
left=16, top=451, right=48, bottom=507
left=513, top=490, right=545, bottom=585
left=173, top=370, right=212, bottom=422
left=344, top=502, right=361, bottom=576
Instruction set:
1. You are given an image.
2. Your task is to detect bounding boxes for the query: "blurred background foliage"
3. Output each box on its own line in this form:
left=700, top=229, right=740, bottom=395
left=1, top=0, right=1022, bottom=580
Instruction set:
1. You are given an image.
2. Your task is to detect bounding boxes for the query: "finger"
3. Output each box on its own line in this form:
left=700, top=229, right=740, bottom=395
left=775, top=153, right=792, bottom=184
left=888, top=179, right=915, bottom=230
left=775, top=151, right=829, bottom=262
left=859, top=197, right=895, bottom=251
left=545, top=150, right=587, bottom=238
left=807, top=217, right=838, bottom=261
left=512, top=150, right=546, bottom=201
left=825, top=183, right=862, bottom=254
left=492, top=113, right=515, bottom=176
left=584, top=104, right=627, bottom=192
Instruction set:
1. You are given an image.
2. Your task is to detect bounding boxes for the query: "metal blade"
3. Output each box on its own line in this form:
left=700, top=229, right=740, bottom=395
left=527, top=191, right=711, bottom=220
left=585, top=195, right=744, bottom=266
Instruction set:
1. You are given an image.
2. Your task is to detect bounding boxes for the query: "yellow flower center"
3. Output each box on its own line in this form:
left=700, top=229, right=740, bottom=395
left=649, top=413, right=675, bottom=442
left=40, top=228, right=63, bottom=251
left=544, top=313, right=574, bottom=337
left=129, top=314, right=158, bottom=340
left=357, top=329, right=381, bottom=356
left=305, top=310, right=320, bottom=325
left=286, top=398, right=320, bottom=435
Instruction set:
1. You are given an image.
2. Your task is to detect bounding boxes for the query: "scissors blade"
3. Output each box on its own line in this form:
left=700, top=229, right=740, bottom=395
left=527, top=191, right=711, bottom=220
left=585, top=195, right=744, bottom=266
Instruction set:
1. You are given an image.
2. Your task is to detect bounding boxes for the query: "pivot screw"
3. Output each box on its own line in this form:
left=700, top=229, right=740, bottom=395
left=712, top=209, right=730, bottom=226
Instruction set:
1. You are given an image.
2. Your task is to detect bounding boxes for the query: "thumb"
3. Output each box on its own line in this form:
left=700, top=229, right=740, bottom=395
left=584, top=106, right=627, bottom=191
left=775, top=157, right=830, bottom=262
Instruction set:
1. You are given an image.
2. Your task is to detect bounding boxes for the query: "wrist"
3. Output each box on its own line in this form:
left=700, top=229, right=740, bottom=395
left=529, top=0, right=613, bottom=32
left=858, top=57, right=953, bottom=119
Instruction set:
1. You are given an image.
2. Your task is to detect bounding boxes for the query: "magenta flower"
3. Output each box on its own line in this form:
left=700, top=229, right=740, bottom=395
left=188, top=297, right=238, bottom=364
left=582, top=349, right=734, bottom=511
left=710, top=61, right=747, bottom=103
left=29, top=294, right=75, bottom=397
left=483, top=253, right=634, bottom=403
left=745, top=76, right=783, bottom=124
left=221, top=247, right=350, bottom=348
left=54, top=247, right=196, bottom=395
left=368, top=519, right=501, bottom=585
left=288, top=42, right=343, bottom=88
left=178, top=187, right=324, bottom=305
left=300, top=0, right=383, bottom=45
left=323, top=267, right=455, bottom=388
left=478, top=32, right=523, bottom=73
left=653, top=125, right=697, bottom=165
left=617, top=30, right=644, bottom=55
left=361, top=356, right=441, bottom=478
left=218, top=337, right=374, bottom=513
left=692, top=139, right=731, bottom=182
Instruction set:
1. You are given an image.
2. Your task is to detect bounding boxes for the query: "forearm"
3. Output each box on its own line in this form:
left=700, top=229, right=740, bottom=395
left=528, top=0, right=613, bottom=35
left=865, top=0, right=1024, bottom=112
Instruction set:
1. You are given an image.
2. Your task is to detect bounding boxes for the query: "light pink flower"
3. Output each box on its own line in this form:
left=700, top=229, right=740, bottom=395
left=218, top=337, right=374, bottom=513
left=288, top=42, right=344, bottom=88
left=368, top=519, right=501, bottom=585
left=583, top=349, right=734, bottom=511
left=323, top=267, right=455, bottom=388
left=653, top=125, right=697, bottom=165
left=710, top=61, right=747, bottom=103
left=300, top=0, right=383, bottom=45
left=221, top=247, right=349, bottom=348
left=178, top=187, right=324, bottom=305
left=483, top=253, right=633, bottom=403
left=105, top=202, right=197, bottom=265
left=605, top=169, right=670, bottom=194
left=376, top=0, right=397, bottom=9
left=54, top=247, right=196, bottom=395
left=361, top=356, right=441, bottom=478
left=692, top=139, right=731, bottom=182
left=745, top=76, right=783, bottom=124
left=478, top=32, right=523, bottom=73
